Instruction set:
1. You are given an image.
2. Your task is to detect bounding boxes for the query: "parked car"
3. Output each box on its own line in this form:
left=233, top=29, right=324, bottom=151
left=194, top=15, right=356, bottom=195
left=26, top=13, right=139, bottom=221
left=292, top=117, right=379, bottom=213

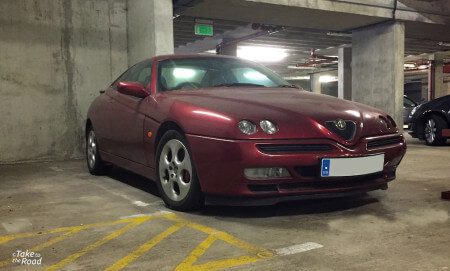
left=403, top=95, right=417, bottom=125
left=409, top=94, right=450, bottom=145
left=86, top=55, right=406, bottom=210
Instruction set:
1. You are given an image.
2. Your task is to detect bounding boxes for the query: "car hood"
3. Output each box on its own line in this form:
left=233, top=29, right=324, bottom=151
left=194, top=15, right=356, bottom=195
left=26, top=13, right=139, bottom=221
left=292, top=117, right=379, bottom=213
left=162, top=88, right=397, bottom=145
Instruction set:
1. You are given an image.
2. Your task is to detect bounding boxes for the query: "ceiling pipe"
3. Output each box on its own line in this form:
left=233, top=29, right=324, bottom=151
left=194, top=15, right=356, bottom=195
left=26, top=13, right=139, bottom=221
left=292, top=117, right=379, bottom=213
left=295, top=49, right=338, bottom=68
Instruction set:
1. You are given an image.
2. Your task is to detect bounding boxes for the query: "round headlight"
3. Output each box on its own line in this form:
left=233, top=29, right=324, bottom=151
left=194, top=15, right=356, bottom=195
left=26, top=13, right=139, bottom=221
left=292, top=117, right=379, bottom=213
left=260, top=120, right=278, bottom=134
left=238, top=120, right=257, bottom=135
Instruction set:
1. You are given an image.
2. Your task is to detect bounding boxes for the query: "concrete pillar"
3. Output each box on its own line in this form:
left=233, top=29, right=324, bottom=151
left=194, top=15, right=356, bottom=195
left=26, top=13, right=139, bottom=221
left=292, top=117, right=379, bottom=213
left=338, top=47, right=352, bottom=100
left=433, top=53, right=447, bottom=98
left=352, top=21, right=405, bottom=131
left=127, top=0, right=174, bottom=66
left=310, top=73, right=321, bottom=94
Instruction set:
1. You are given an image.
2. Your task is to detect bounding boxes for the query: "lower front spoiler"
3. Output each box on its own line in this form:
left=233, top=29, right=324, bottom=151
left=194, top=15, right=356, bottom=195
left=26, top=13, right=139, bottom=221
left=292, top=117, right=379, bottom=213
left=205, top=183, right=388, bottom=207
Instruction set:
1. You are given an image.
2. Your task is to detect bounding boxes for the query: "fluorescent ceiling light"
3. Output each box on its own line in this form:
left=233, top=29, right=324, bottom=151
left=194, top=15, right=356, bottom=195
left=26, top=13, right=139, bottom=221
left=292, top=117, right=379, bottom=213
left=243, top=71, right=269, bottom=81
left=404, top=63, right=416, bottom=68
left=327, top=31, right=352, bottom=37
left=173, top=68, right=196, bottom=78
left=237, top=46, right=288, bottom=62
left=283, top=76, right=310, bottom=80
left=319, top=75, right=338, bottom=83
left=438, top=41, right=450, bottom=47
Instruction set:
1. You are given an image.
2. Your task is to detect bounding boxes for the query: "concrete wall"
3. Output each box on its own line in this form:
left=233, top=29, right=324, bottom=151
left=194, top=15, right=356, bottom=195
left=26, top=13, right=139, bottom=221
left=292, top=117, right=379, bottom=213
left=0, top=0, right=127, bottom=163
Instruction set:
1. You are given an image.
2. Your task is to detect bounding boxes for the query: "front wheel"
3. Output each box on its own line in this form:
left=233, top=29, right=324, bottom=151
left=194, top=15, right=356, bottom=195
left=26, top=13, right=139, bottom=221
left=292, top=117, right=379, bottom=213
left=424, top=115, right=448, bottom=146
left=156, top=130, right=203, bottom=211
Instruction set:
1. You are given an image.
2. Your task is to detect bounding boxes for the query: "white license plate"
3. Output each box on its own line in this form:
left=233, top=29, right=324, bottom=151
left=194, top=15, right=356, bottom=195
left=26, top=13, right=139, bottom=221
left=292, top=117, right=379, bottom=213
left=321, top=154, right=385, bottom=177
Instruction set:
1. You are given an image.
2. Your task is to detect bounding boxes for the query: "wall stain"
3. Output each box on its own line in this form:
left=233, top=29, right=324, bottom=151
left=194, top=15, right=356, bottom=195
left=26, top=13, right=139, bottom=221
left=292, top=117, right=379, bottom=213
left=61, top=0, right=82, bottom=158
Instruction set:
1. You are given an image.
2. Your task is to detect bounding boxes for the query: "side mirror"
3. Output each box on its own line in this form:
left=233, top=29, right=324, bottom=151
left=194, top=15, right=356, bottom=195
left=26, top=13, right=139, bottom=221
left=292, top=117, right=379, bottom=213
left=117, top=81, right=148, bottom=98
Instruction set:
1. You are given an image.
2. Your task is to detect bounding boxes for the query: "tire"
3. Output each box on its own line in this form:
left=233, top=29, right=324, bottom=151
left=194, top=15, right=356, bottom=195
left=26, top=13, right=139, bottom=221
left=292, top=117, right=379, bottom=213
left=424, top=115, right=448, bottom=146
left=156, top=130, right=204, bottom=211
left=86, top=127, right=110, bottom=175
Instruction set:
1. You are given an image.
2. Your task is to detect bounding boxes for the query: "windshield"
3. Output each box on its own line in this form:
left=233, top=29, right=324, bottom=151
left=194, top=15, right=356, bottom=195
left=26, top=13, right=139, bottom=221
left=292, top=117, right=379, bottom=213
left=157, top=57, right=291, bottom=91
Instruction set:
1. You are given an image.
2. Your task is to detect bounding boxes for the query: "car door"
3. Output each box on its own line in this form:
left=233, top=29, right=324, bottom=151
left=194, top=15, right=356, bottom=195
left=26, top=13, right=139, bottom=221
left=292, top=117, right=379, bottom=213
left=106, top=60, right=152, bottom=164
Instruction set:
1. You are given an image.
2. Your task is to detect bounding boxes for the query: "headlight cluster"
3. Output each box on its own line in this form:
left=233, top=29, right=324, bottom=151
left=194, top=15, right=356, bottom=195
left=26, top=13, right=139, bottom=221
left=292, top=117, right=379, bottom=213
left=237, top=120, right=278, bottom=135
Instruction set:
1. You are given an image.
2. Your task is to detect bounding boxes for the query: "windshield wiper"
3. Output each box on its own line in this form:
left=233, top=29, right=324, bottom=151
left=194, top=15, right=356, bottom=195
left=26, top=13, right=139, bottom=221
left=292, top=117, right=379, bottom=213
left=211, top=83, right=266, bottom=88
left=277, top=84, right=298, bottom=88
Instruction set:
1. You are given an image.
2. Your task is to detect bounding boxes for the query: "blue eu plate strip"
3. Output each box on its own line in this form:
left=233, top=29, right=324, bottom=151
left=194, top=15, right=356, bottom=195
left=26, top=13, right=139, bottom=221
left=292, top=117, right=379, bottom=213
left=321, top=159, right=330, bottom=177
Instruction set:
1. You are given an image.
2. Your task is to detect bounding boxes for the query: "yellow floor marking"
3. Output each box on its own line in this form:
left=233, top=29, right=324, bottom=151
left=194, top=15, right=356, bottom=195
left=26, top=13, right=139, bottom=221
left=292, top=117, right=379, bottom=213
left=0, top=229, right=82, bottom=268
left=46, top=216, right=151, bottom=271
left=166, top=215, right=273, bottom=257
left=1, top=212, right=274, bottom=271
left=105, top=222, right=184, bottom=271
left=0, top=216, right=144, bottom=245
left=166, top=215, right=273, bottom=271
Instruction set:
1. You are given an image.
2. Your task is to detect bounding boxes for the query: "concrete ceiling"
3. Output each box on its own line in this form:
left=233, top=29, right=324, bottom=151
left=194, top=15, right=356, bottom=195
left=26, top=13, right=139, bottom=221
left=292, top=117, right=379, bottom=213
left=172, top=0, right=450, bottom=76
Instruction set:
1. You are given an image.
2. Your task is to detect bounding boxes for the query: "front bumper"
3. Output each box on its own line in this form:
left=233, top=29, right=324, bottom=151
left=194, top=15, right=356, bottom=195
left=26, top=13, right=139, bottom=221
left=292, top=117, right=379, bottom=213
left=186, top=133, right=406, bottom=199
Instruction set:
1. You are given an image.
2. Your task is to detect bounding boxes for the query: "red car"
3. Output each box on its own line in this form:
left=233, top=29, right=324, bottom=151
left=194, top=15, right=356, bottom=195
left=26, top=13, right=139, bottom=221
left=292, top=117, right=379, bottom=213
left=86, top=55, right=406, bottom=210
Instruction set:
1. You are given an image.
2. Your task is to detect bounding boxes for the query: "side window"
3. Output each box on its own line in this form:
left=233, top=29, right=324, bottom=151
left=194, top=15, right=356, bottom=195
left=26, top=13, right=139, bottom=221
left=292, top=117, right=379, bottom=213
left=112, top=60, right=152, bottom=88
left=126, top=61, right=152, bottom=86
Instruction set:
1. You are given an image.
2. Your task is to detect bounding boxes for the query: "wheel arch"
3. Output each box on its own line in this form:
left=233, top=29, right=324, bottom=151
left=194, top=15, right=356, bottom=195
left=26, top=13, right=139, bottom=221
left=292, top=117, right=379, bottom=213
left=85, top=119, right=93, bottom=138
left=155, top=121, right=185, bottom=152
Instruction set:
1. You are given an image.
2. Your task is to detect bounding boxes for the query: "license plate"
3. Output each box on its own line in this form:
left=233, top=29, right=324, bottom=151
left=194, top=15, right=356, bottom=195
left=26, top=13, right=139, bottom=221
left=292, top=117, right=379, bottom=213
left=321, top=154, right=384, bottom=177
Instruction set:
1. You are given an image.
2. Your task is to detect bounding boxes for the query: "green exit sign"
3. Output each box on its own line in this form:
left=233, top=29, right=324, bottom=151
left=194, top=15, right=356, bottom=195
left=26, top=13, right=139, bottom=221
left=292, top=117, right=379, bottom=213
left=194, top=24, right=213, bottom=36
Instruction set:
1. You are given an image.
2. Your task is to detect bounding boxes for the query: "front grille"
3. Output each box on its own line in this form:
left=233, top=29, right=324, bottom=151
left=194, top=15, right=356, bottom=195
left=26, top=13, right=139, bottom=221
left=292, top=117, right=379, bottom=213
left=257, top=144, right=332, bottom=153
left=367, top=136, right=403, bottom=149
left=324, top=120, right=357, bottom=141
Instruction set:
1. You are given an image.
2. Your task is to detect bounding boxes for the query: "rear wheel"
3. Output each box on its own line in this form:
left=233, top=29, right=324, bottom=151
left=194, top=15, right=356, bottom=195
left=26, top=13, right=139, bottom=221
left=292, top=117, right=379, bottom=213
left=156, top=130, right=203, bottom=211
left=424, top=115, right=448, bottom=146
left=86, top=127, right=110, bottom=175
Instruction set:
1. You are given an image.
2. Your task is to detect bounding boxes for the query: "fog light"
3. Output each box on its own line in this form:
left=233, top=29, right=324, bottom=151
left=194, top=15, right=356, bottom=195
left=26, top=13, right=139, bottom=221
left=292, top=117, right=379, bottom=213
left=244, top=167, right=290, bottom=179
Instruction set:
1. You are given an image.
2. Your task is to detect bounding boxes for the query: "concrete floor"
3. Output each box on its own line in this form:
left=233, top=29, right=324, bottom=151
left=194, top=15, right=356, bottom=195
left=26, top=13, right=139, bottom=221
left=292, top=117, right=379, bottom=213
left=1, top=135, right=449, bottom=271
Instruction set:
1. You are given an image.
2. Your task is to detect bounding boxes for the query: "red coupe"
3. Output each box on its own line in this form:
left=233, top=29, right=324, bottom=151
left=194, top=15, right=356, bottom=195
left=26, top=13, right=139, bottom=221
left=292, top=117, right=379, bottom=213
left=86, top=55, right=406, bottom=210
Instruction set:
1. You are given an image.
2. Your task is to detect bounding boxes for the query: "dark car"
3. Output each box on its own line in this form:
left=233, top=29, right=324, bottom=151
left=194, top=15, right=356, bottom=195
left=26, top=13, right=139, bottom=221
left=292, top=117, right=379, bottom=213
left=403, top=95, right=417, bottom=125
left=86, top=54, right=406, bottom=210
left=409, top=95, right=450, bottom=145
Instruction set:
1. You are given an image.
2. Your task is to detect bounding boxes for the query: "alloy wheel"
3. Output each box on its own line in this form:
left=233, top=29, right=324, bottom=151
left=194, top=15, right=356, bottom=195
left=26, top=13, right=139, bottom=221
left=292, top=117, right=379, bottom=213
left=425, top=118, right=436, bottom=144
left=158, top=139, right=192, bottom=202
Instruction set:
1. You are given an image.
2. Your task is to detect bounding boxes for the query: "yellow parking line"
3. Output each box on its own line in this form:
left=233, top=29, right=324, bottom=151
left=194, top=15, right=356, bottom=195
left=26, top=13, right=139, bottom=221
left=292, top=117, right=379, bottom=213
left=164, top=215, right=273, bottom=271
left=105, top=222, right=184, bottom=271
left=0, top=229, right=82, bottom=268
left=175, top=234, right=217, bottom=271
left=1, top=212, right=274, bottom=271
left=0, top=216, right=144, bottom=245
left=166, top=214, right=274, bottom=257
left=46, top=216, right=151, bottom=271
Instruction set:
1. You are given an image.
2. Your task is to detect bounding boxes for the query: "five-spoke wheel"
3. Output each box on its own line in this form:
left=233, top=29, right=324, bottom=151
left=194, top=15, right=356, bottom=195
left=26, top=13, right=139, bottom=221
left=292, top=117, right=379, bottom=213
left=156, top=130, right=203, bottom=210
left=159, top=139, right=192, bottom=202
left=424, top=115, right=448, bottom=146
